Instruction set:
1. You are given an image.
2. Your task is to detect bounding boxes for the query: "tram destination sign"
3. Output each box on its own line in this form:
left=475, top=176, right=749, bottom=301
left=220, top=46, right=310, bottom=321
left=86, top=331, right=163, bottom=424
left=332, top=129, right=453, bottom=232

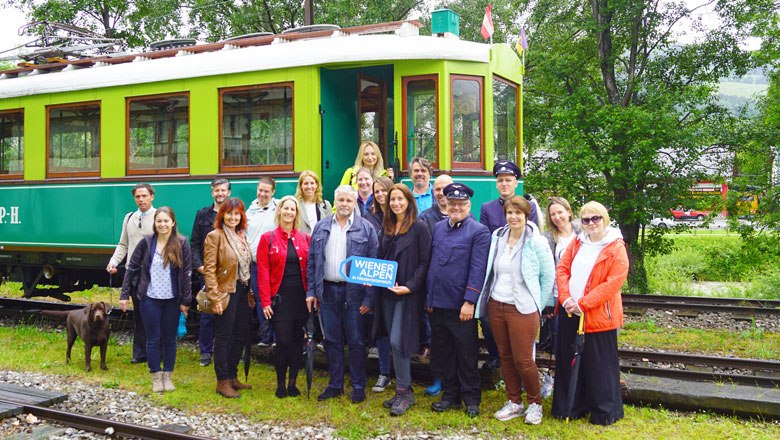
left=339, top=256, right=398, bottom=288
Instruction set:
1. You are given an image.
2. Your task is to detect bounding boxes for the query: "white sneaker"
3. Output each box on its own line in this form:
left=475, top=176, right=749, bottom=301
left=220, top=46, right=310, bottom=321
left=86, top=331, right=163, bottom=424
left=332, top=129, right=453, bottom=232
left=494, top=400, right=524, bottom=421
left=524, top=403, right=543, bottom=425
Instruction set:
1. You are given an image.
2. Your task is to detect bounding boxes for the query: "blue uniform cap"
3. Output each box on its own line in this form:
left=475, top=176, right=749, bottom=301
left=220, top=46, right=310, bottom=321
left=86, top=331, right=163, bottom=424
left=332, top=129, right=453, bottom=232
left=493, top=160, right=520, bottom=178
left=443, top=183, right=474, bottom=200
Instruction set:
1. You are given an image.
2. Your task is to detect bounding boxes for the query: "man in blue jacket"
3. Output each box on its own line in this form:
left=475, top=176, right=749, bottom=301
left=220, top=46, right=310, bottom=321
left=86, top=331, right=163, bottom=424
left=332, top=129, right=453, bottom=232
left=427, top=183, right=490, bottom=417
left=307, top=184, right=379, bottom=404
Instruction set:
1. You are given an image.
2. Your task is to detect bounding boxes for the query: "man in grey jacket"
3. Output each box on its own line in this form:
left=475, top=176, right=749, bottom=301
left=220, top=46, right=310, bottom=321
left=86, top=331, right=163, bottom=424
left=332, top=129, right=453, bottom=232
left=306, top=185, right=379, bottom=404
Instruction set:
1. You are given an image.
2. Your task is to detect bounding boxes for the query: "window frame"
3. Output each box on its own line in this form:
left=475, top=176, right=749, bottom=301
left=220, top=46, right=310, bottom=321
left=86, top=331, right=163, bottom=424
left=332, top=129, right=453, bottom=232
left=46, top=101, right=101, bottom=178
left=449, top=74, right=485, bottom=171
left=401, top=74, right=439, bottom=170
left=125, top=92, right=191, bottom=176
left=492, top=75, right=521, bottom=163
left=218, top=82, right=295, bottom=173
left=0, top=108, right=24, bottom=180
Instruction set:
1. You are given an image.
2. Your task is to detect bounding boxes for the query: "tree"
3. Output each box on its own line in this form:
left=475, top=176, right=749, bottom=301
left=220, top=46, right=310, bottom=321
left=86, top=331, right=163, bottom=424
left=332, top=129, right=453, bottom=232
left=516, top=0, right=777, bottom=291
left=187, top=0, right=427, bottom=42
left=3, top=0, right=186, bottom=48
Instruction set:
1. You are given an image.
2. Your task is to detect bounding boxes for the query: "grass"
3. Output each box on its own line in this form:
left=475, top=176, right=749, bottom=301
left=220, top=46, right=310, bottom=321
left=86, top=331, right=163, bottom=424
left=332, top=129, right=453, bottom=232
left=620, top=320, right=780, bottom=360
left=645, top=233, right=780, bottom=298
left=1, top=324, right=780, bottom=439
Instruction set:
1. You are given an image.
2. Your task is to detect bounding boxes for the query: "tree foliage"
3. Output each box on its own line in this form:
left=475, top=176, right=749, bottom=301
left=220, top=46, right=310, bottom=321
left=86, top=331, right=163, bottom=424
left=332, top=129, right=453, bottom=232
left=3, top=0, right=186, bottom=48
left=512, top=0, right=778, bottom=291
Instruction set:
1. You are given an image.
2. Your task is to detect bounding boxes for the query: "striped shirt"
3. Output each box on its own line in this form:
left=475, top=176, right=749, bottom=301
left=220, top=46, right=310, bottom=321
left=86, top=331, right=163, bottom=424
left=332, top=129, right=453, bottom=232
left=323, top=213, right=353, bottom=282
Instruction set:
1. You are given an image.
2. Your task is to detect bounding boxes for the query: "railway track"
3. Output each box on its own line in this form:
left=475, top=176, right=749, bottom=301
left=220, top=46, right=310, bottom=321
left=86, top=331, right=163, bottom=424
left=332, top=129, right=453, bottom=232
left=622, top=293, right=780, bottom=316
left=0, top=397, right=210, bottom=440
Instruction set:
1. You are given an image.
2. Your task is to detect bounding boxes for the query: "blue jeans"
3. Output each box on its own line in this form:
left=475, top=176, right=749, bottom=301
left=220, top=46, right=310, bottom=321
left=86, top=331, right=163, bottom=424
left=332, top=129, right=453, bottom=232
left=140, top=297, right=179, bottom=373
left=319, top=282, right=367, bottom=390
left=250, top=262, right=274, bottom=343
left=382, top=297, right=411, bottom=389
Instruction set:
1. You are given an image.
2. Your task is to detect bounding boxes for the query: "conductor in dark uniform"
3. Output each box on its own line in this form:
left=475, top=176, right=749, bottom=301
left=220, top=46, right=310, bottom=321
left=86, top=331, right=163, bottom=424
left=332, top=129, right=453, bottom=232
left=426, top=183, right=490, bottom=417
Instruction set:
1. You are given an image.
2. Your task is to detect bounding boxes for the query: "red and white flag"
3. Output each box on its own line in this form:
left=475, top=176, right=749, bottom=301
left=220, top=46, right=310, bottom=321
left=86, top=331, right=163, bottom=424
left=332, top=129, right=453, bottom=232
left=480, top=4, right=494, bottom=40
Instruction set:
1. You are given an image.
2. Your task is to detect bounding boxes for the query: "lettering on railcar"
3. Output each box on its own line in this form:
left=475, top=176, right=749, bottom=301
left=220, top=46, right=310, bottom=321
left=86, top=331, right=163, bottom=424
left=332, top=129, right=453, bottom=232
left=0, top=207, right=21, bottom=224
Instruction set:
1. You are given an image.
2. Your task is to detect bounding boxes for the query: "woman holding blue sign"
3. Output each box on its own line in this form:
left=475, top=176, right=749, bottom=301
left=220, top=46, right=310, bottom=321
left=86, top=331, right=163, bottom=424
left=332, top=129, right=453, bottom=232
left=257, top=195, right=311, bottom=398
left=373, top=184, right=432, bottom=416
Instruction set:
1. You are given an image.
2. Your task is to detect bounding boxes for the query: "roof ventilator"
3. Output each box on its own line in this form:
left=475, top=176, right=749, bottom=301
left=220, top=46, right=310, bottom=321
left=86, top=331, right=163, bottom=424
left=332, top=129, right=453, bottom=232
left=148, top=39, right=197, bottom=52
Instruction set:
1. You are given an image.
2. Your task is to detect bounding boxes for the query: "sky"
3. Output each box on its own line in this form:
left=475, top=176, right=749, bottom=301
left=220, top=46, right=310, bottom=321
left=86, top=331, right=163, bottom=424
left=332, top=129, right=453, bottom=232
left=0, top=1, right=761, bottom=60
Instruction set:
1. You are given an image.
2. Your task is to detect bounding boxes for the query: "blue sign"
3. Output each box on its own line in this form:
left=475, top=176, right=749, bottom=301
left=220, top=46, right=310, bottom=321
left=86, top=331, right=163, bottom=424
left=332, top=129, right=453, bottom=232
left=339, top=256, right=398, bottom=288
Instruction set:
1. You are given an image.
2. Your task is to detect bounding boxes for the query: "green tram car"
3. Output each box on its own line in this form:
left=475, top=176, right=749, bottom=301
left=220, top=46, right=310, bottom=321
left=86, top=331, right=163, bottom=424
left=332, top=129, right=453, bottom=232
left=0, top=19, right=524, bottom=299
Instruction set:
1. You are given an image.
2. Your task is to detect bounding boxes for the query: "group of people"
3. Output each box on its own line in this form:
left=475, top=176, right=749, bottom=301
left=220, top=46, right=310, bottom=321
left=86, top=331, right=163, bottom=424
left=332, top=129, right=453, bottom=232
left=108, top=141, right=628, bottom=426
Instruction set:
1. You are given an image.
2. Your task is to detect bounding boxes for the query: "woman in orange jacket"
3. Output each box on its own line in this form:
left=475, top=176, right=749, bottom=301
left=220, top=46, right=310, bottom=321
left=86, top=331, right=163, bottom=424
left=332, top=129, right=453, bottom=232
left=551, top=201, right=628, bottom=425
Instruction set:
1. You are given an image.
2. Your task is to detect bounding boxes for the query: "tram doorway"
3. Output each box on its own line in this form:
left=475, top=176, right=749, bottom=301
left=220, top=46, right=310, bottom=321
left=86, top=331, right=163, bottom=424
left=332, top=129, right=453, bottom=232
left=320, top=65, right=395, bottom=198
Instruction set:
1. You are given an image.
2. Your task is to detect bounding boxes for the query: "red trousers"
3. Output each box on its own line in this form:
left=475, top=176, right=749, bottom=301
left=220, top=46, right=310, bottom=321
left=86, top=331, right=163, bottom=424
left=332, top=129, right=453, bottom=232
left=488, top=298, right=541, bottom=405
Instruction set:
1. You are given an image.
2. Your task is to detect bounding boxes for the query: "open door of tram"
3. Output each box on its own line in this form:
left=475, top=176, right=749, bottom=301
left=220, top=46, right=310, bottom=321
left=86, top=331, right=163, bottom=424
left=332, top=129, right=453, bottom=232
left=319, top=65, right=394, bottom=198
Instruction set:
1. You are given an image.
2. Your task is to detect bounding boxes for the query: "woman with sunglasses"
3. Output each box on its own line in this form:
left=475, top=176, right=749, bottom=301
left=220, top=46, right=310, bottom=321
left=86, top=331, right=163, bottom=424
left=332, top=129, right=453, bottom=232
left=552, top=201, right=628, bottom=425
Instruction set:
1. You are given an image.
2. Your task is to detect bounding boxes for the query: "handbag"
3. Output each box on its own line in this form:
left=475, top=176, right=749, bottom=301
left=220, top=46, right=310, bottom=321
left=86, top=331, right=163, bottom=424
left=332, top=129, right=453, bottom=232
left=196, top=288, right=229, bottom=314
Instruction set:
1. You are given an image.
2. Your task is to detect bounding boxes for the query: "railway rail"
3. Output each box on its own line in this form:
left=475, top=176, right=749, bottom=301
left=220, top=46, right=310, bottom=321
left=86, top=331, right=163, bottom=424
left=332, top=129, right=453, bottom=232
left=0, top=397, right=209, bottom=440
left=622, top=293, right=780, bottom=316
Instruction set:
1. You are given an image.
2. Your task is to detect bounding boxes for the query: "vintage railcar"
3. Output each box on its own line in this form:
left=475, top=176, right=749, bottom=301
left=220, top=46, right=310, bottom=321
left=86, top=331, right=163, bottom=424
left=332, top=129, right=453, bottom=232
left=0, top=18, right=524, bottom=299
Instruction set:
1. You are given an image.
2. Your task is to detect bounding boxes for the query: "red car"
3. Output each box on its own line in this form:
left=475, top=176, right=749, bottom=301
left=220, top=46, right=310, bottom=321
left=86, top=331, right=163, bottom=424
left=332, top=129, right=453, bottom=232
left=670, top=208, right=709, bottom=221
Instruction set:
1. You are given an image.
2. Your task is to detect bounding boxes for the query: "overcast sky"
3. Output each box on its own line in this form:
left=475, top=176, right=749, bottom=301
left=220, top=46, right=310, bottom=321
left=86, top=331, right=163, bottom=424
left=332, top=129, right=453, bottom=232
left=0, top=1, right=760, bottom=60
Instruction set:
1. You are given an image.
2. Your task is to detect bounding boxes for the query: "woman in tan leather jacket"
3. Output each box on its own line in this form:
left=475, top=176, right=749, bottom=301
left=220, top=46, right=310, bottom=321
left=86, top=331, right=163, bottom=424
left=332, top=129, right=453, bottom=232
left=203, top=197, right=255, bottom=398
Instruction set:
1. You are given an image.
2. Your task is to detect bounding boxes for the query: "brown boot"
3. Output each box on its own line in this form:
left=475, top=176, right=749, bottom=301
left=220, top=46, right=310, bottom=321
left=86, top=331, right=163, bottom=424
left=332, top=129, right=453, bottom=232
left=231, top=378, right=252, bottom=390
left=216, top=379, right=240, bottom=398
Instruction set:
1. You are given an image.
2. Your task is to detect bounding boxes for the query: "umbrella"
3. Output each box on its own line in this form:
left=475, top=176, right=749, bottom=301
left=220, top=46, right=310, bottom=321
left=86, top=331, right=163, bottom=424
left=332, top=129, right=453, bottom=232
left=244, top=291, right=253, bottom=382
left=565, top=312, right=585, bottom=423
left=304, top=313, right=316, bottom=398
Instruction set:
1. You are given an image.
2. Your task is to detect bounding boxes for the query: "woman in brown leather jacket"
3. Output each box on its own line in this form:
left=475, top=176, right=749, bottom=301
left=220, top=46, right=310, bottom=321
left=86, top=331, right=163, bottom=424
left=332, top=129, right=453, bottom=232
left=203, top=197, right=255, bottom=398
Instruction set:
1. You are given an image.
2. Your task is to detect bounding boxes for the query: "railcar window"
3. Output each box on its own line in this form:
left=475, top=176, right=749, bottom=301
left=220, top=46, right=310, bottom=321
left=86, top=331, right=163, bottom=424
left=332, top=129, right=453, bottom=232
left=492, top=77, right=519, bottom=163
left=451, top=75, right=484, bottom=170
left=220, top=84, right=294, bottom=172
left=0, top=110, right=23, bottom=178
left=47, top=102, right=100, bottom=177
left=402, top=76, right=438, bottom=168
left=127, top=94, right=190, bottom=175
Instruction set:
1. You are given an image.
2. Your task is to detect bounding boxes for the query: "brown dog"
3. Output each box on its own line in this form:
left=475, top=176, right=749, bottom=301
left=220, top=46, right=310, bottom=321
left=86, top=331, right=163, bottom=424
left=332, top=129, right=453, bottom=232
left=42, top=302, right=111, bottom=371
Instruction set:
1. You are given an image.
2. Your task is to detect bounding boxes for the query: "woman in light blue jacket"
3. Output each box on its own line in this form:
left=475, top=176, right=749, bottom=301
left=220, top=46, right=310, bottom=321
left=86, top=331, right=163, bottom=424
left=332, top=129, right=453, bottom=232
left=475, top=196, right=554, bottom=425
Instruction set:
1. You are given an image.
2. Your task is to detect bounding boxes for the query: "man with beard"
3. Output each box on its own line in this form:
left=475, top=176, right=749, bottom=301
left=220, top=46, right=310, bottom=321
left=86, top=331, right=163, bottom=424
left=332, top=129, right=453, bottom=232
left=190, top=178, right=231, bottom=366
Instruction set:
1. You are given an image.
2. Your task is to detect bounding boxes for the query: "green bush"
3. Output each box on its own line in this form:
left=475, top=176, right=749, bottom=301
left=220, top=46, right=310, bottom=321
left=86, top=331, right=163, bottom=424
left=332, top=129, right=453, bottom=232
left=743, top=270, right=780, bottom=300
left=645, top=233, right=780, bottom=296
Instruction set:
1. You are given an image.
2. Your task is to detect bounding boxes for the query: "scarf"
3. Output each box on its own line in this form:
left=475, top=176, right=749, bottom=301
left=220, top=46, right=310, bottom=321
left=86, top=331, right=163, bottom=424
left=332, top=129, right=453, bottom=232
left=224, top=226, right=252, bottom=284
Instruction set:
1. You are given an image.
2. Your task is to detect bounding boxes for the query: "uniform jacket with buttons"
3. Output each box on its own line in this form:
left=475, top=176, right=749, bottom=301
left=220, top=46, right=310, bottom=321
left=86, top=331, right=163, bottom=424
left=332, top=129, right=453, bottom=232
left=256, top=226, right=311, bottom=308
left=480, top=198, right=540, bottom=233
left=426, top=216, right=490, bottom=310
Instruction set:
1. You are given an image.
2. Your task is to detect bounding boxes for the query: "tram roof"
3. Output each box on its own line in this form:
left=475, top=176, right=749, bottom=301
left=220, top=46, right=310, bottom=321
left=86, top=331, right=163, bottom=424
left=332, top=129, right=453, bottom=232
left=0, top=21, right=499, bottom=100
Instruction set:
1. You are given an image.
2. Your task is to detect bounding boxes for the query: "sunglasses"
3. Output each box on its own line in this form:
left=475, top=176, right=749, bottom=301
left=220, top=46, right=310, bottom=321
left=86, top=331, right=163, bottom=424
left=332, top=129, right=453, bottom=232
left=138, top=218, right=143, bottom=229
left=581, top=215, right=603, bottom=225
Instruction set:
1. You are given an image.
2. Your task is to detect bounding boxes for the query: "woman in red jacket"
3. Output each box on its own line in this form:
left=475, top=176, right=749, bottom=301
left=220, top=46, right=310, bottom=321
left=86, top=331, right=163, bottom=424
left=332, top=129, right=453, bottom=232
left=257, top=195, right=311, bottom=398
left=552, top=201, right=628, bottom=425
